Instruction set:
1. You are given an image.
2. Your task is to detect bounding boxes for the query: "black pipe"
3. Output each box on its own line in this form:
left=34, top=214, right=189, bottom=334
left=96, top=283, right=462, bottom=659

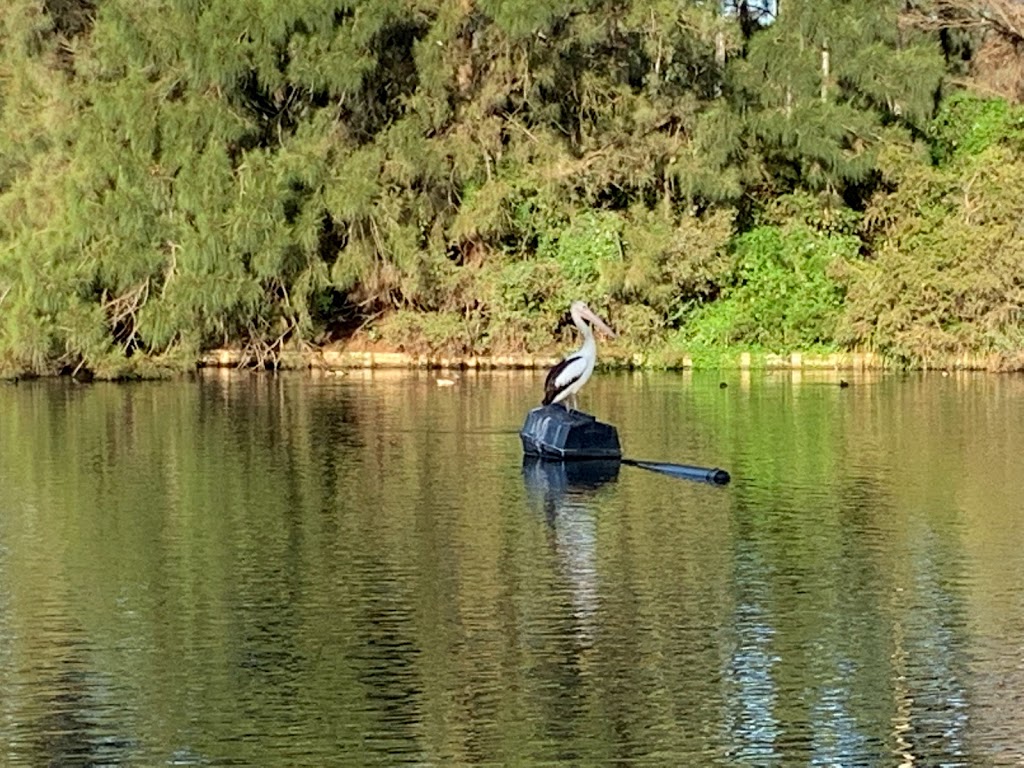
left=622, top=458, right=731, bottom=486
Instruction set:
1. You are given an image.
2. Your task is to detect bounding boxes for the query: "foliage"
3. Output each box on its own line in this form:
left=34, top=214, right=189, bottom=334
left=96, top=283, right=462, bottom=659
left=374, top=309, right=480, bottom=355
left=731, top=0, right=945, bottom=199
left=0, top=0, right=1020, bottom=374
left=840, top=138, right=1024, bottom=364
left=929, top=91, right=1024, bottom=163
left=683, top=223, right=854, bottom=352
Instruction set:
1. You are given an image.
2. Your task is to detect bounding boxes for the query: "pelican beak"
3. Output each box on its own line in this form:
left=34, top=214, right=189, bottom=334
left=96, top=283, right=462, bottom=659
left=581, top=306, right=616, bottom=338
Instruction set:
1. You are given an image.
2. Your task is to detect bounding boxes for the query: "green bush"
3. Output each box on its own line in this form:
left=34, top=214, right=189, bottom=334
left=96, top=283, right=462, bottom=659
left=374, top=310, right=478, bottom=355
left=929, top=91, right=1024, bottom=165
left=682, top=224, right=853, bottom=352
left=840, top=144, right=1024, bottom=363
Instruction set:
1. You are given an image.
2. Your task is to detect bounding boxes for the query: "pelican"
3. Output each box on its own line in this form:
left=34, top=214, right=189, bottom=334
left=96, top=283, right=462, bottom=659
left=542, top=301, right=616, bottom=411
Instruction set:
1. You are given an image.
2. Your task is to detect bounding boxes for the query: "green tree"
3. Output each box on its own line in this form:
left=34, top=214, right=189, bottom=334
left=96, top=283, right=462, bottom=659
left=730, top=0, right=944, bottom=199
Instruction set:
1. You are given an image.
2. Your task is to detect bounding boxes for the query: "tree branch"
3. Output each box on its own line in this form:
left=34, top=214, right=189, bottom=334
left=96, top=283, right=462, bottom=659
left=904, top=0, right=1024, bottom=42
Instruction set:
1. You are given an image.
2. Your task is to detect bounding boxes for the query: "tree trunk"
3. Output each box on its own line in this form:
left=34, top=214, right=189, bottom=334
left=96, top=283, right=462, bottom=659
left=821, top=39, right=830, bottom=102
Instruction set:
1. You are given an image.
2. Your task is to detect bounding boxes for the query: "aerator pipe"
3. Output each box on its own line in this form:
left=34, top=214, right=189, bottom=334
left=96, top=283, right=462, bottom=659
left=622, top=459, right=731, bottom=486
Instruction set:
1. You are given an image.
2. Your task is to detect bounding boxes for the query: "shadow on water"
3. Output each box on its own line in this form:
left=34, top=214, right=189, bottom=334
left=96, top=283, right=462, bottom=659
left=9, top=609, right=139, bottom=768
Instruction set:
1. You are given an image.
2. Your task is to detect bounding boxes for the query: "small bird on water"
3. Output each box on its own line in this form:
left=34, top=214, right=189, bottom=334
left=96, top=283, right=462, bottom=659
left=542, top=301, right=616, bottom=411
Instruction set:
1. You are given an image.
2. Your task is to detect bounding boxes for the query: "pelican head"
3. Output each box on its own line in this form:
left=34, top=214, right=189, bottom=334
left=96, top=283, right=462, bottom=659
left=570, top=301, right=616, bottom=338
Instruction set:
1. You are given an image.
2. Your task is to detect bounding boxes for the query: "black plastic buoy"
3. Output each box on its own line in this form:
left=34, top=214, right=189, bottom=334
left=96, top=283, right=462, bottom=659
left=520, top=405, right=622, bottom=460
left=519, top=405, right=730, bottom=485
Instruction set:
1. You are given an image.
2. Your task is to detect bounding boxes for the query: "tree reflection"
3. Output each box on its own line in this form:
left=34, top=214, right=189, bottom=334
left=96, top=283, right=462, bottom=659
left=1, top=372, right=1023, bottom=765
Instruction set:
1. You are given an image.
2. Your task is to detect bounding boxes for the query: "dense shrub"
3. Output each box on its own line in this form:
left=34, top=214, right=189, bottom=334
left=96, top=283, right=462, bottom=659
left=683, top=223, right=854, bottom=352
left=840, top=138, right=1024, bottom=364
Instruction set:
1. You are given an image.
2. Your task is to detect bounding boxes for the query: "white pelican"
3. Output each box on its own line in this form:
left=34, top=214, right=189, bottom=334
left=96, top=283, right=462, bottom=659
left=542, top=301, right=616, bottom=410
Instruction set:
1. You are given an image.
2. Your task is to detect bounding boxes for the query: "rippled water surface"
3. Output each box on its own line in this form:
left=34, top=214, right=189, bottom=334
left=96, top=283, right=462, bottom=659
left=2, top=370, right=1023, bottom=766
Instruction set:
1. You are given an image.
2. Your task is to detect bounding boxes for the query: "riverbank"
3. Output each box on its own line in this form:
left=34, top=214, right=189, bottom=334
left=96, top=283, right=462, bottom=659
left=4, top=343, right=1020, bottom=382
left=200, top=344, right=1024, bottom=373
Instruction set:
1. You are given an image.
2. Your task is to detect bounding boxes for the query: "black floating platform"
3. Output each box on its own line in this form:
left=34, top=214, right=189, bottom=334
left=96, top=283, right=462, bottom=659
left=520, top=405, right=622, bottom=460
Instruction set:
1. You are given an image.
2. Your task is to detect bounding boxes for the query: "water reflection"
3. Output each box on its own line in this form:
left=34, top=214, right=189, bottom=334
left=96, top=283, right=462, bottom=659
left=522, top=457, right=619, bottom=643
left=724, top=554, right=782, bottom=764
left=521, top=457, right=620, bottom=508
left=0, top=372, right=1023, bottom=765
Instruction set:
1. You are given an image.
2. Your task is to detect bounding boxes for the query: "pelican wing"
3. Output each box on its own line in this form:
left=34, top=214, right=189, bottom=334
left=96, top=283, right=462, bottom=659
left=542, top=354, right=586, bottom=405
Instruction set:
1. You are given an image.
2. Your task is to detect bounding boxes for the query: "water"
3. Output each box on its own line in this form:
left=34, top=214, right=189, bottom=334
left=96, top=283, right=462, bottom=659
left=1, top=370, right=1023, bottom=766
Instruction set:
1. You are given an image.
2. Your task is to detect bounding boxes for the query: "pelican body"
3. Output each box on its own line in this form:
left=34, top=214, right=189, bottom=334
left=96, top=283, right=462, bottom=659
left=543, top=301, right=616, bottom=410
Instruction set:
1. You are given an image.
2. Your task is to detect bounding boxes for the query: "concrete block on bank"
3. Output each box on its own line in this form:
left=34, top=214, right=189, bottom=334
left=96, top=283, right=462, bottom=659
left=372, top=352, right=408, bottom=368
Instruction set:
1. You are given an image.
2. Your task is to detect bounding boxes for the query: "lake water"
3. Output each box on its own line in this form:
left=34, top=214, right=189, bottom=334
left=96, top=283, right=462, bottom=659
left=1, top=370, right=1023, bottom=766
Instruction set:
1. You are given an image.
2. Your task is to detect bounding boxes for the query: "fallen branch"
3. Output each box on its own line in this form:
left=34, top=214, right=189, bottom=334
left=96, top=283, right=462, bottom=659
left=240, top=314, right=300, bottom=370
left=904, top=0, right=1024, bottom=42
left=103, top=279, right=150, bottom=352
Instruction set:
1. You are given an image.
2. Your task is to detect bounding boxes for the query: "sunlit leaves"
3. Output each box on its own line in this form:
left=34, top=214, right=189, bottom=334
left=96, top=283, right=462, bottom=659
left=685, top=223, right=855, bottom=350
left=478, top=0, right=563, bottom=40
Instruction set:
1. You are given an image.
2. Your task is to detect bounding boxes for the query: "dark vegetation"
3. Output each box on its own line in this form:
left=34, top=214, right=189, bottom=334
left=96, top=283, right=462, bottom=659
left=1, top=0, right=1022, bottom=377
